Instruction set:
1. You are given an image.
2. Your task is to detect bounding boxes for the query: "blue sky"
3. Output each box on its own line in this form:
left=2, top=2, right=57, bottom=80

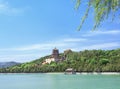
left=0, top=0, right=120, bottom=62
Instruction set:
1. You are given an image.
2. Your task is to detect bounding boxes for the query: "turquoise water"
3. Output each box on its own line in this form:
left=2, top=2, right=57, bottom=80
left=0, top=73, right=120, bottom=89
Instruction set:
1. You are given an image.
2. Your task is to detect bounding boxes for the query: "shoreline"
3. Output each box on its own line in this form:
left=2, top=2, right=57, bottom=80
left=0, top=72, right=120, bottom=75
left=45, top=72, right=120, bottom=75
left=77, top=72, right=120, bottom=75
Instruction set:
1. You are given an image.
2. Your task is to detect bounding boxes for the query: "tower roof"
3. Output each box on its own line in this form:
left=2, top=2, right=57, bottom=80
left=53, top=47, right=58, bottom=50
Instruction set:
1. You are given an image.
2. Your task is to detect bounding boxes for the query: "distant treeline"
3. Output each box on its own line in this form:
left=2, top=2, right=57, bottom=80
left=0, top=49, right=120, bottom=73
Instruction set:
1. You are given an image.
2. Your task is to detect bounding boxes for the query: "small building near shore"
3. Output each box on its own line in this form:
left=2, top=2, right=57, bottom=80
left=65, top=68, right=76, bottom=74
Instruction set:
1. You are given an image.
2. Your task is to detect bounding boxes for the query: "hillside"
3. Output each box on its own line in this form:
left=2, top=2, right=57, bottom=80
left=0, top=49, right=120, bottom=73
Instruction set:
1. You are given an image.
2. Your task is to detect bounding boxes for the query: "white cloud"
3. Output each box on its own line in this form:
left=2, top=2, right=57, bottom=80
left=63, top=38, right=87, bottom=42
left=10, top=43, right=68, bottom=51
left=0, top=1, right=26, bottom=16
left=72, top=42, right=120, bottom=51
left=0, top=54, right=40, bottom=62
left=0, top=37, right=88, bottom=62
left=82, top=30, right=120, bottom=37
left=0, top=37, right=87, bottom=51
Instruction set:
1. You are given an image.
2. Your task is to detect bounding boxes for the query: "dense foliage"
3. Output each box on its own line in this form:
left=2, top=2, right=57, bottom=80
left=75, top=0, right=120, bottom=30
left=0, top=49, right=120, bottom=73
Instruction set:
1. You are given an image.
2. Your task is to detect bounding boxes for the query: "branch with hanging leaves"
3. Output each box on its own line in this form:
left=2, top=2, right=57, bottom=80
left=75, top=0, right=120, bottom=30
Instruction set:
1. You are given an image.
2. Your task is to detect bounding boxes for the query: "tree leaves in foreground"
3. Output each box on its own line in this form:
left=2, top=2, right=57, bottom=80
left=75, top=0, right=120, bottom=30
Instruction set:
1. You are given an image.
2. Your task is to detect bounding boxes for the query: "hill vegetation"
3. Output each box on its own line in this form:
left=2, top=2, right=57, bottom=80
left=0, top=49, right=120, bottom=73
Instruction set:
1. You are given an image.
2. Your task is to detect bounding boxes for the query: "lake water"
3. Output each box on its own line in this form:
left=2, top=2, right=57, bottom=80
left=0, top=73, right=120, bottom=89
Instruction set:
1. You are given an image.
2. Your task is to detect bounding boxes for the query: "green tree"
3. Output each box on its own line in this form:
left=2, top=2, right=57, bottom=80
left=75, top=0, right=120, bottom=30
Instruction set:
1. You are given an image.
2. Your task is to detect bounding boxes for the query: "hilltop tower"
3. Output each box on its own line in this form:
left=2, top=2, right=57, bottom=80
left=52, top=48, right=59, bottom=61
